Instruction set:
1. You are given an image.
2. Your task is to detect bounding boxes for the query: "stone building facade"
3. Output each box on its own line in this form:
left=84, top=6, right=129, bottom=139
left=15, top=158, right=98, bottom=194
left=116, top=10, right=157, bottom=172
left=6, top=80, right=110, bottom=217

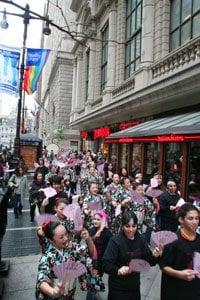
left=37, top=0, right=80, bottom=150
left=70, top=0, right=200, bottom=151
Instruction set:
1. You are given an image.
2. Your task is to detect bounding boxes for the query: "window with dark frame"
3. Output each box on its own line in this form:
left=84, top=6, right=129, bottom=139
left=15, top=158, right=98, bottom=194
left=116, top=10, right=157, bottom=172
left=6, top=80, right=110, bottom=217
left=170, top=0, right=200, bottom=51
left=125, top=0, right=142, bottom=80
left=85, top=49, right=90, bottom=101
left=101, top=22, right=109, bottom=92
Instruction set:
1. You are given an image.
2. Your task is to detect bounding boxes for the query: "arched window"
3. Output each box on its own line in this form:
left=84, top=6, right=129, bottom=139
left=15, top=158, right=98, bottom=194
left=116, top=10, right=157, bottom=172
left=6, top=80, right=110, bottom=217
left=170, top=0, right=200, bottom=51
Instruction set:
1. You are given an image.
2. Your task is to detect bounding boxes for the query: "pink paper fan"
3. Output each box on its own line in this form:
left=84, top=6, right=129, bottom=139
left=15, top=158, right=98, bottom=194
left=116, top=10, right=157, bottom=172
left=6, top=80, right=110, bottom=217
left=193, top=252, right=200, bottom=279
left=63, top=204, right=83, bottom=231
left=151, top=231, right=178, bottom=247
left=129, top=259, right=151, bottom=273
left=145, top=189, right=163, bottom=198
left=131, top=191, right=144, bottom=204
left=175, top=198, right=185, bottom=208
left=34, top=214, right=57, bottom=226
left=53, top=260, right=87, bottom=282
left=87, top=201, right=102, bottom=211
left=115, top=204, right=121, bottom=217
left=40, top=187, right=57, bottom=198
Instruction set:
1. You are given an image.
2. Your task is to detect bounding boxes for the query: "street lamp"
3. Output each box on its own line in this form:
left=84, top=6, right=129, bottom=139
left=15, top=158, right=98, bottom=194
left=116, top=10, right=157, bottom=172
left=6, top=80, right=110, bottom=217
left=0, top=3, right=51, bottom=158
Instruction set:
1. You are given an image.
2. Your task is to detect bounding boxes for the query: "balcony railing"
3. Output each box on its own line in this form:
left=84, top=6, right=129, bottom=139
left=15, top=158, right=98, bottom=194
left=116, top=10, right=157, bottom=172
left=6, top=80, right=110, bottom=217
left=152, top=37, right=200, bottom=79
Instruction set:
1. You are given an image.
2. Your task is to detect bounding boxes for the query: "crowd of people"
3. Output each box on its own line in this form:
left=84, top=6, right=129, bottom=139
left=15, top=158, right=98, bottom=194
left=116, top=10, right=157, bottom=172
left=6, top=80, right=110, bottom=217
left=2, top=148, right=200, bottom=299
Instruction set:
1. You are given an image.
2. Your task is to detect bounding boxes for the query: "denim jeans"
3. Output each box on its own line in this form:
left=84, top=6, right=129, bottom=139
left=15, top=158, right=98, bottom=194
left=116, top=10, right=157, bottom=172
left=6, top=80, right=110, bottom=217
left=86, top=291, right=97, bottom=300
left=13, top=193, right=22, bottom=217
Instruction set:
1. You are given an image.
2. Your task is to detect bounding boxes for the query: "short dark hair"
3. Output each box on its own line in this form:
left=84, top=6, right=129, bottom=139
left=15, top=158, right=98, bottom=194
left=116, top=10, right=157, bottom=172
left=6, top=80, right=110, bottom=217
left=177, top=203, right=199, bottom=220
left=49, top=175, right=62, bottom=185
left=121, top=211, right=138, bottom=226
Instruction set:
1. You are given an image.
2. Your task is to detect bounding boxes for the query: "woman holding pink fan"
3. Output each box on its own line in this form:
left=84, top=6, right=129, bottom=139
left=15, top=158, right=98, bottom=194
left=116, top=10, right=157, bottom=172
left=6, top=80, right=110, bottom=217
left=102, top=211, right=162, bottom=300
left=159, top=203, right=200, bottom=300
left=36, top=222, right=97, bottom=300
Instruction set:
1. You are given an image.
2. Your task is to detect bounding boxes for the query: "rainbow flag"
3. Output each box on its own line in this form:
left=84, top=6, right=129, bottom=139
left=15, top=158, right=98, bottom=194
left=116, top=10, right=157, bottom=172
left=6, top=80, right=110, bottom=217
left=23, top=48, right=50, bottom=94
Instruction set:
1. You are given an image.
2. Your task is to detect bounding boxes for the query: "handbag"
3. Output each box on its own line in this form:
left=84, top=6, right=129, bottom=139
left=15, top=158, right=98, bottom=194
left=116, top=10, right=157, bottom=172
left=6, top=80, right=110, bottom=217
left=7, top=195, right=15, bottom=209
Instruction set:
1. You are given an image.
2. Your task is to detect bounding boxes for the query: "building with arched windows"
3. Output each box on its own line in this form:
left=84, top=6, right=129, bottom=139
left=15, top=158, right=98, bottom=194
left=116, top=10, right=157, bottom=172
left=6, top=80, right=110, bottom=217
left=70, top=0, right=200, bottom=197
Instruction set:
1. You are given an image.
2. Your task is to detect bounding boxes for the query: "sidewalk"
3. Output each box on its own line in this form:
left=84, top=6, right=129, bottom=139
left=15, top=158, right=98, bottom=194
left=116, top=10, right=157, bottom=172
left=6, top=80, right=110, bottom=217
left=1, top=254, right=161, bottom=300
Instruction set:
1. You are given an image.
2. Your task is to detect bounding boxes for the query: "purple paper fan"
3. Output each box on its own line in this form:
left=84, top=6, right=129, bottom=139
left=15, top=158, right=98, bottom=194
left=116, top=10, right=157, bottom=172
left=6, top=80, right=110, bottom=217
left=87, top=201, right=102, bottom=211
left=145, top=189, right=163, bottom=198
left=131, top=191, right=144, bottom=204
left=63, top=204, right=83, bottom=231
left=129, top=259, right=151, bottom=273
left=151, top=231, right=178, bottom=247
left=34, top=214, right=57, bottom=226
left=193, top=252, right=200, bottom=279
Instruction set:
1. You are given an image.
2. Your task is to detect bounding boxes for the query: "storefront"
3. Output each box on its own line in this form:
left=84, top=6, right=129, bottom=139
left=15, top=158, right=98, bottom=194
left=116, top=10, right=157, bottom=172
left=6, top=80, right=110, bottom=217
left=106, top=111, right=200, bottom=199
left=80, top=127, right=110, bottom=156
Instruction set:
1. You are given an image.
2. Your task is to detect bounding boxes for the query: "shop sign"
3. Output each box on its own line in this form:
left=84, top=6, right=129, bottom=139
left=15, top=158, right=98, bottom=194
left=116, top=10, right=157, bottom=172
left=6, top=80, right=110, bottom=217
left=157, top=135, right=184, bottom=142
left=80, top=131, right=88, bottom=139
left=119, top=120, right=140, bottom=130
left=94, top=127, right=110, bottom=139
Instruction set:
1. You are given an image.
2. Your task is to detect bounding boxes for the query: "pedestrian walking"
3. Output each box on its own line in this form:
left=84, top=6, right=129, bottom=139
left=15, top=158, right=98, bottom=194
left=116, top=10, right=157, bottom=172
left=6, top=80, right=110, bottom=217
left=8, top=167, right=28, bottom=218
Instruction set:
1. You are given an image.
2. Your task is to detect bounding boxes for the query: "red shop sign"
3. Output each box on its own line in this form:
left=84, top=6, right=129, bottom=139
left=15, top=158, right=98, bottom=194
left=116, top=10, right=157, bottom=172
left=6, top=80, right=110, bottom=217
left=94, top=127, right=110, bottom=139
left=119, top=120, right=140, bottom=130
left=80, top=131, right=88, bottom=139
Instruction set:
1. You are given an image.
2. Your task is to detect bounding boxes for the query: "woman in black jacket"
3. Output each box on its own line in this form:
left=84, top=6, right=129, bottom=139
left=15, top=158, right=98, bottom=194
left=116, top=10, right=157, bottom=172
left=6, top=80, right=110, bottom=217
left=102, top=211, right=162, bottom=300
left=29, top=172, right=47, bottom=222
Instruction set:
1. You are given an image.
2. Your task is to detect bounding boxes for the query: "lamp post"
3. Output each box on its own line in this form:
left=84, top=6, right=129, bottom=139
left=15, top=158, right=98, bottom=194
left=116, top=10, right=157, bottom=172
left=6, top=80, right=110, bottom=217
left=0, top=3, right=51, bottom=158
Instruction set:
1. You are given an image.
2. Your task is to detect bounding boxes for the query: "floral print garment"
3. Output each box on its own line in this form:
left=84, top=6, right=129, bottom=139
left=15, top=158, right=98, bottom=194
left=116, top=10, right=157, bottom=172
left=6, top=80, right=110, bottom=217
left=104, top=183, right=122, bottom=234
left=36, top=242, right=105, bottom=300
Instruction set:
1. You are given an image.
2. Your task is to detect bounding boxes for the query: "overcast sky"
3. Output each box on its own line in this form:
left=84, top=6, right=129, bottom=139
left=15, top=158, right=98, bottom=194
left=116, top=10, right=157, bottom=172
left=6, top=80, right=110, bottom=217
left=0, top=0, right=46, bottom=115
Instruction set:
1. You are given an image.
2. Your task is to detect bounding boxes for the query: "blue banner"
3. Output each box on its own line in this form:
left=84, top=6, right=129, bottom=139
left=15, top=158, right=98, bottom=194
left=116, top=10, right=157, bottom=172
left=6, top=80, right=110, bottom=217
left=0, top=44, right=20, bottom=97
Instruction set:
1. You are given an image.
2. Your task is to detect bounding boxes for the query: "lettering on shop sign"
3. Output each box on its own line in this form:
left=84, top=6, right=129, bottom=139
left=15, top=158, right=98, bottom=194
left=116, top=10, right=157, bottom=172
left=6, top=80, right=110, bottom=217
left=157, top=135, right=185, bottom=142
left=119, top=120, right=140, bottom=130
left=94, top=127, right=110, bottom=139
left=119, top=138, right=134, bottom=143
left=80, top=131, right=88, bottom=139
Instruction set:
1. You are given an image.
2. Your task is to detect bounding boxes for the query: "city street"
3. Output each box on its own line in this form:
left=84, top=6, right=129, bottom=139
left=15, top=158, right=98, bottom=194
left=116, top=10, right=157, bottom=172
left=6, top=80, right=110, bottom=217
left=1, top=194, right=161, bottom=300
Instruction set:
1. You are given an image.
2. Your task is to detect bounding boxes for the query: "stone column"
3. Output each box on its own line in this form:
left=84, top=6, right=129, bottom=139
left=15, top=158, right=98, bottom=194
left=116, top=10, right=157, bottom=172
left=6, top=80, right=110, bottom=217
left=106, top=5, right=117, bottom=90
left=71, top=58, right=77, bottom=112
left=75, top=52, right=83, bottom=110
left=141, top=0, right=154, bottom=65
left=87, top=41, right=96, bottom=105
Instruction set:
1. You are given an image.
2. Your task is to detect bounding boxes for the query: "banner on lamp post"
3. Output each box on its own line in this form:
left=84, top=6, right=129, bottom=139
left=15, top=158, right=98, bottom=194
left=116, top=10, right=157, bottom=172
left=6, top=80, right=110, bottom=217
left=0, top=44, right=20, bottom=97
left=23, top=48, right=50, bottom=95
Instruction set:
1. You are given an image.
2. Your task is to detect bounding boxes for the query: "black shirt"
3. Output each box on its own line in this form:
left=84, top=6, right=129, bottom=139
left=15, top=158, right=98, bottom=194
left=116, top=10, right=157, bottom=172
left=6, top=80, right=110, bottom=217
left=159, top=231, right=200, bottom=300
left=102, top=232, right=158, bottom=292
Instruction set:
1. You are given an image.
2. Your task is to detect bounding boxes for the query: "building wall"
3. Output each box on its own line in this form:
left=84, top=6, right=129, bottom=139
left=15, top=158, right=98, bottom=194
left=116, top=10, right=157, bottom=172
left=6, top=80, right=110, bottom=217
left=70, top=0, right=200, bottom=131
left=38, top=0, right=80, bottom=149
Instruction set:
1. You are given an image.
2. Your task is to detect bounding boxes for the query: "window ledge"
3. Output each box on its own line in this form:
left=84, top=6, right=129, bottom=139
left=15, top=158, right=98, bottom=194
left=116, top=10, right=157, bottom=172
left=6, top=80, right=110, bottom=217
left=112, top=77, right=135, bottom=98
